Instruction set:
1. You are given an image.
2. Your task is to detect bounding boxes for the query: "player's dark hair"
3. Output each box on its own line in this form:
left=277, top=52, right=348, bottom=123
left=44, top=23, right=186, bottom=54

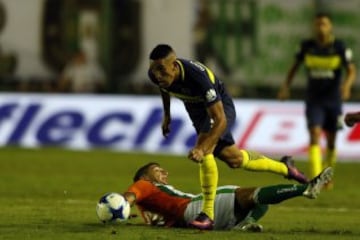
left=149, top=44, right=174, bottom=60
left=133, top=162, right=160, bottom=182
left=315, top=12, right=332, bottom=20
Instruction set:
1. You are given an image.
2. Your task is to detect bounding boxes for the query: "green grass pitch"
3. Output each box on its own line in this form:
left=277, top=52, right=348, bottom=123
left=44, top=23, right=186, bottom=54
left=0, top=147, right=359, bottom=240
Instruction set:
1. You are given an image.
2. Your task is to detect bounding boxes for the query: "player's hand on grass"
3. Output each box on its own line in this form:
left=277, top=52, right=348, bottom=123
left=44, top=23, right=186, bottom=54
left=162, top=115, right=171, bottom=138
left=142, top=211, right=165, bottom=226
left=188, top=148, right=204, bottom=163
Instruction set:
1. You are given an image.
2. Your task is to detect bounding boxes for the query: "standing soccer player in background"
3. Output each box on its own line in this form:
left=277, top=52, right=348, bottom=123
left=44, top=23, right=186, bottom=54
left=278, top=13, right=356, bottom=182
left=148, top=44, right=308, bottom=230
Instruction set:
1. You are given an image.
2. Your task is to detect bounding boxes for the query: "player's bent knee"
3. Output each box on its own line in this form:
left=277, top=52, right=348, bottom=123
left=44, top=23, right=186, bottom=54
left=218, top=146, right=244, bottom=168
left=220, top=158, right=242, bottom=168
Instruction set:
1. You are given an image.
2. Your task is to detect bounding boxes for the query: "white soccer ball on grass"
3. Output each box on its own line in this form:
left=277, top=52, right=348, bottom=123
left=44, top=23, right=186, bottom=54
left=96, top=192, right=131, bottom=223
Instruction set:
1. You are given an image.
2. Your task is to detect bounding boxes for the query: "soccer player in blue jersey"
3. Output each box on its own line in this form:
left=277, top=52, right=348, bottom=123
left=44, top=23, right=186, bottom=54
left=148, top=44, right=308, bottom=230
left=278, top=13, right=356, bottom=181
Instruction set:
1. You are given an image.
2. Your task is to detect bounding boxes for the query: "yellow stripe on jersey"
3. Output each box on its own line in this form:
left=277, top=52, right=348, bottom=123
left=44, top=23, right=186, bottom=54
left=177, top=59, right=216, bottom=84
left=197, top=62, right=216, bottom=84
left=304, top=54, right=341, bottom=70
left=205, top=67, right=215, bottom=84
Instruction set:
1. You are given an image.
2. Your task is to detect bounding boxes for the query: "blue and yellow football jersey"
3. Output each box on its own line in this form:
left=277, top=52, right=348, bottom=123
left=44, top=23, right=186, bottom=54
left=149, top=59, right=236, bottom=150
left=149, top=58, right=235, bottom=125
left=295, top=38, right=353, bottom=103
left=149, top=59, right=232, bottom=105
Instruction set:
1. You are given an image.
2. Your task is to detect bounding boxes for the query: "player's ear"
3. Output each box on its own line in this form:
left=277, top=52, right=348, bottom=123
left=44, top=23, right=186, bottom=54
left=172, top=57, right=179, bottom=70
left=172, top=61, right=177, bottom=70
left=166, top=52, right=176, bottom=68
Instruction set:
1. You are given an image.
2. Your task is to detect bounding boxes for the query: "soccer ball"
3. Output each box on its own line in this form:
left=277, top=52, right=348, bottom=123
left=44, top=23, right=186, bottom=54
left=96, top=192, right=131, bottom=223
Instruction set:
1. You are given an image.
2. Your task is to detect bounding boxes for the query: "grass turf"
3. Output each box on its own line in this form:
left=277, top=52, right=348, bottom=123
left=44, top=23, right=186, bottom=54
left=0, top=147, right=359, bottom=239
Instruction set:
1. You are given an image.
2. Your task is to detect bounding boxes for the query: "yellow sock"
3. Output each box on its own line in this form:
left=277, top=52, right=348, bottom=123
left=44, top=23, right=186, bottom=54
left=324, top=148, right=336, bottom=169
left=309, top=144, right=322, bottom=178
left=240, top=150, right=288, bottom=176
left=199, top=154, right=218, bottom=220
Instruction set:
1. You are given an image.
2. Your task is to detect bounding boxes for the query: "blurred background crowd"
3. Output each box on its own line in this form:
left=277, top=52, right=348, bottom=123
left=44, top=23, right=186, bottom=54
left=0, top=0, right=359, bottom=99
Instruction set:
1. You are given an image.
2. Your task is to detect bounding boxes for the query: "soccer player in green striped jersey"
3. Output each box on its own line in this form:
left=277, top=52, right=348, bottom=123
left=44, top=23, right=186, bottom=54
left=124, top=162, right=333, bottom=231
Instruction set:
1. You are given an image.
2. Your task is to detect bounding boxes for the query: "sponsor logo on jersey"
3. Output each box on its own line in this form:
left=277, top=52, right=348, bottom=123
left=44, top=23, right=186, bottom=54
left=205, top=89, right=217, bottom=102
left=309, top=69, right=334, bottom=78
left=345, top=48, right=353, bottom=61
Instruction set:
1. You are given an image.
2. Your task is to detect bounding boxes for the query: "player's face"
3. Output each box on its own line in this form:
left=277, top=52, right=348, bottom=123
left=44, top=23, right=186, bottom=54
left=147, top=165, right=169, bottom=184
left=150, top=53, right=178, bottom=88
left=314, top=16, right=332, bottom=38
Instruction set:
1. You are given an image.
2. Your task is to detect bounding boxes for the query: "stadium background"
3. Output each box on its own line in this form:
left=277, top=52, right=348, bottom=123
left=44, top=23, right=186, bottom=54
left=1, top=1, right=360, bottom=239
left=1, top=0, right=360, bottom=97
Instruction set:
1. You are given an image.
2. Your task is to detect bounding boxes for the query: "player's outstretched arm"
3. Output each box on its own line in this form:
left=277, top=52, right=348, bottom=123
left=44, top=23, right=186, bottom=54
left=123, top=192, right=136, bottom=206
left=201, top=101, right=227, bottom=153
left=341, top=63, right=356, bottom=101
left=278, top=61, right=301, bottom=100
left=189, top=101, right=227, bottom=162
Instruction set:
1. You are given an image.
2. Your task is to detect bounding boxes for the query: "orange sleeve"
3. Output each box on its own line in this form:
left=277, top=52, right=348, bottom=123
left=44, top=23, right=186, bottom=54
left=126, top=180, right=156, bottom=202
